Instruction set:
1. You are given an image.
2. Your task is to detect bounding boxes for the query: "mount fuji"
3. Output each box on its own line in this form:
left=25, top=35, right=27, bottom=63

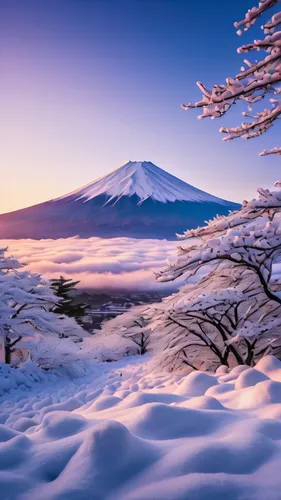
left=0, top=161, right=240, bottom=240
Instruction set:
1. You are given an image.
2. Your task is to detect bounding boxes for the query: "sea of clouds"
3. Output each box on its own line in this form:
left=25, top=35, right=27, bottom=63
left=2, top=237, right=182, bottom=291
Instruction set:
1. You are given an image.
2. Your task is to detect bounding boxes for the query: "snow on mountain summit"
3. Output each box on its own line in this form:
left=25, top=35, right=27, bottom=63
left=0, top=161, right=240, bottom=240
left=59, top=161, right=231, bottom=205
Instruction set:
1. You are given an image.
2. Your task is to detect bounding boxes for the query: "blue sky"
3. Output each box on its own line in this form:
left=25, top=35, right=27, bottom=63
left=0, top=0, right=280, bottom=212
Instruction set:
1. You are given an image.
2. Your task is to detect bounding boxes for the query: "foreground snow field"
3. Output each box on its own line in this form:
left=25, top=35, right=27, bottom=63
left=2, top=356, right=281, bottom=499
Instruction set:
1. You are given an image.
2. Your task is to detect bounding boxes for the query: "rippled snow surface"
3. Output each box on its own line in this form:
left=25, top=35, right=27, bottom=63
left=2, top=355, right=281, bottom=499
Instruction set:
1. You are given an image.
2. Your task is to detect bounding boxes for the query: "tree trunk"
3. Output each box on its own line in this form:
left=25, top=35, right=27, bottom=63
left=140, top=345, right=146, bottom=355
left=5, top=345, right=11, bottom=365
left=4, top=335, right=22, bottom=364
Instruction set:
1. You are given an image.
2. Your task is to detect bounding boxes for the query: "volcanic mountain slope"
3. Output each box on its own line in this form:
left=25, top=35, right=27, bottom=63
left=0, top=161, right=240, bottom=240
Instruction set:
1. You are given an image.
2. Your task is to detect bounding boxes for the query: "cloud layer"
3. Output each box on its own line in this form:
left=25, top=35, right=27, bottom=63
left=2, top=237, right=181, bottom=291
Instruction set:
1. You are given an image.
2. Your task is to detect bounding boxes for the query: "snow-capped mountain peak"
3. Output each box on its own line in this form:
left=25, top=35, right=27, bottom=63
left=0, top=161, right=240, bottom=240
left=58, top=161, right=231, bottom=206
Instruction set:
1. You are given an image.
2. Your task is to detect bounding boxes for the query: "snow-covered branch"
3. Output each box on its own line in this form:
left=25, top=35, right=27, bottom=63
left=183, top=1, right=281, bottom=155
left=234, top=0, right=281, bottom=33
left=260, top=146, right=281, bottom=155
left=220, top=105, right=281, bottom=142
left=179, top=185, right=281, bottom=240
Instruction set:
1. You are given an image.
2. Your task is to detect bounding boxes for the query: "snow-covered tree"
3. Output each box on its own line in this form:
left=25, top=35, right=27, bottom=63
left=103, top=185, right=281, bottom=372
left=101, top=259, right=281, bottom=371
left=142, top=184, right=281, bottom=370
left=0, top=248, right=88, bottom=366
left=158, top=185, right=281, bottom=306
left=183, top=0, right=281, bottom=155
left=101, top=306, right=151, bottom=356
left=151, top=264, right=281, bottom=371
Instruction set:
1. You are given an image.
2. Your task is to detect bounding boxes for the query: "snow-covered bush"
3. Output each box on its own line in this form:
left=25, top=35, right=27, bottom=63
left=0, top=248, right=89, bottom=367
left=183, top=0, right=281, bottom=156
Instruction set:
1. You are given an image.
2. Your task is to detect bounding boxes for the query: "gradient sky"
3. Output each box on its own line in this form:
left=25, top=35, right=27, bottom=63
left=0, top=0, right=280, bottom=213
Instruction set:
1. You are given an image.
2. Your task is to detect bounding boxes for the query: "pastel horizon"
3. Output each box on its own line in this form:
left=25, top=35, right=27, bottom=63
left=1, top=0, right=280, bottom=214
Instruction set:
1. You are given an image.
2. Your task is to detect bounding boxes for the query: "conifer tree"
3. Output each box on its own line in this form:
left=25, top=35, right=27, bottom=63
left=50, top=276, right=88, bottom=325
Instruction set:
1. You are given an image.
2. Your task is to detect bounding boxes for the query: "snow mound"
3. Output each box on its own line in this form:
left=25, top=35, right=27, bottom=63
left=235, top=368, right=269, bottom=390
left=175, top=371, right=218, bottom=397
left=58, top=161, right=232, bottom=205
left=255, top=355, right=281, bottom=381
left=2, top=355, right=281, bottom=499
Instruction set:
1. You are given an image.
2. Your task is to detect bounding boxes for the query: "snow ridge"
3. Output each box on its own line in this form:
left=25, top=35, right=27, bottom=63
left=58, top=161, right=232, bottom=205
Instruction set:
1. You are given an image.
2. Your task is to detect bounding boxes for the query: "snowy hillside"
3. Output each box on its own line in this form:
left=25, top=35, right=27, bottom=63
left=0, top=161, right=240, bottom=240
left=59, top=161, right=232, bottom=205
left=2, top=355, right=281, bottom=499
